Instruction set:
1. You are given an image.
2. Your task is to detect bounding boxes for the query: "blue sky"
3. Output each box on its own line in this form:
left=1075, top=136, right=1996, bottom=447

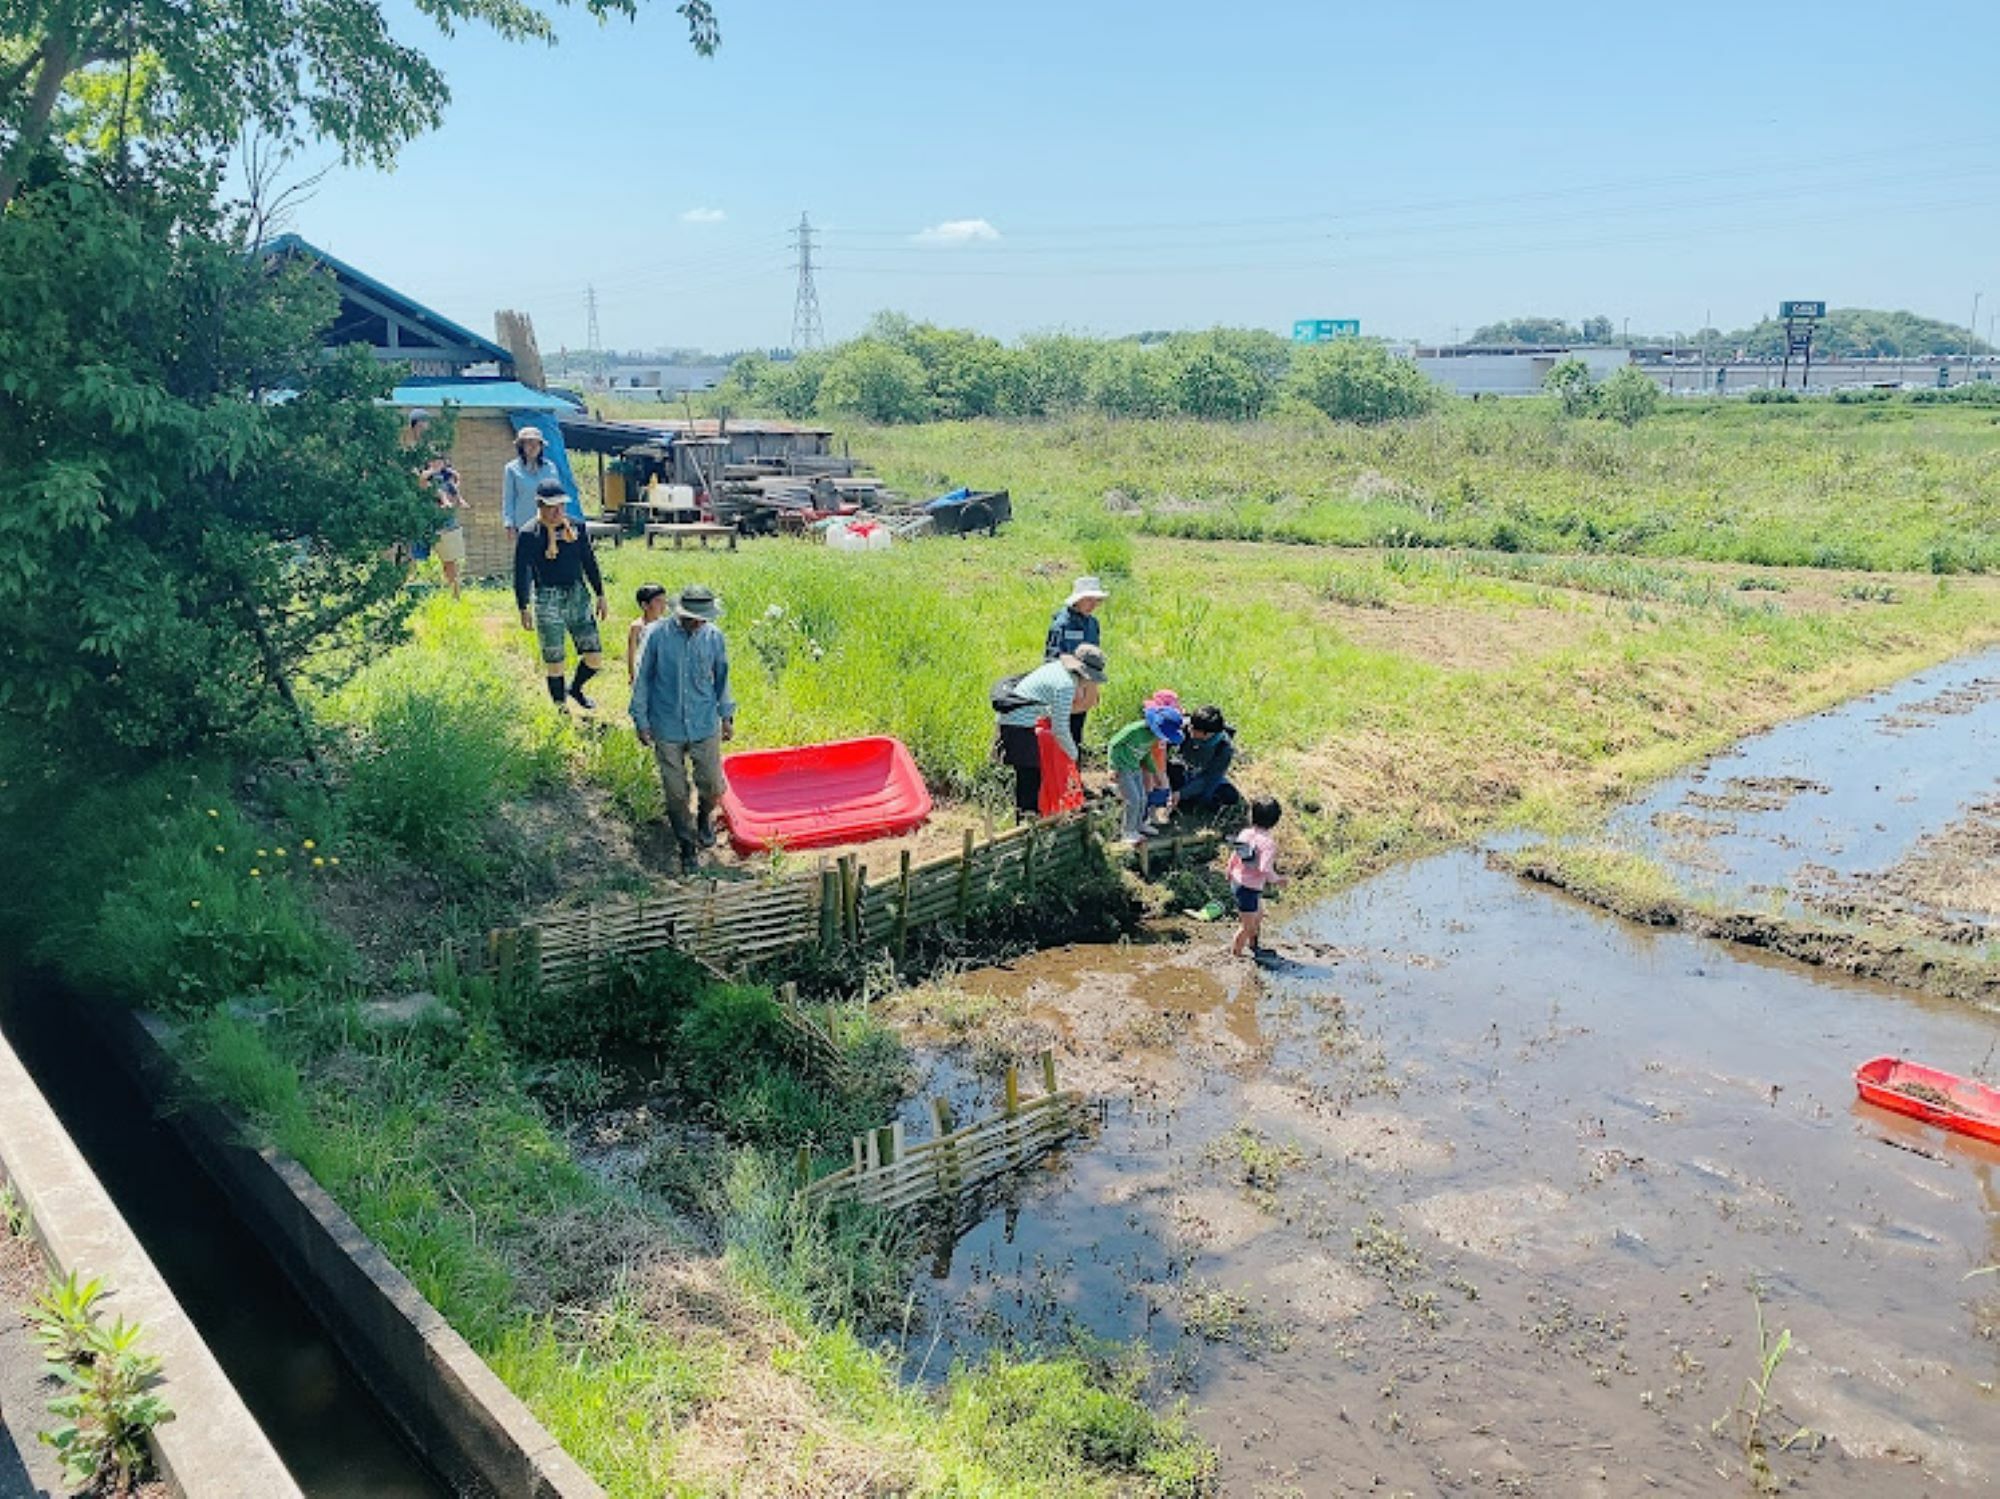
left=287, top=1, right=2000, bottom=353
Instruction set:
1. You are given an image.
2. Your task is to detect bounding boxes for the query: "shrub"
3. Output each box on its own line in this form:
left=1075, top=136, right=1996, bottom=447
left=1544, top=357, right=1597, bottom=415
left=1597, top=366, right=1662, bottom=426
left=1285, top=341, right=1439, bottom=424
left=1072, top=515, right=1136, bottom=578
left=815, top=339, right=931, bottom=424
left=1747, top=387, right=1800, bottom=403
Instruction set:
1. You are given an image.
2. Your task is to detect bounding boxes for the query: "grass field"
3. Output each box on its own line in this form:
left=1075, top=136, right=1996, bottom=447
left=16, top=399, right=2000, bottom=1497
left=819, top=402, right=2000, bottom=571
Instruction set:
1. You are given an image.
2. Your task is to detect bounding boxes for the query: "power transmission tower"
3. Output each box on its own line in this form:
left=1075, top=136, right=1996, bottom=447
left=584, top=284, right=602, bottom=376
left=789, top=211, right=823, bottom=352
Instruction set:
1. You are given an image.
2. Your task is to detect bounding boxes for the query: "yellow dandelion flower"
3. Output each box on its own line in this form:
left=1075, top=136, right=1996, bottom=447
left=249, top=867, right=262, bottom=878
left=190, top=900, right=202, bottom=909
left=303, top=839, right=316, bottom=850
left=256, top=848, right=268, bottom=858
left=214, top=845, right=226, bottom=854
left=329, top=857, right=341, bottom=867
left=312, top=857, right=325, bottom=868
left=207, top=808, right=220, bottom=818
left=275, top=847, right=287, bottom=857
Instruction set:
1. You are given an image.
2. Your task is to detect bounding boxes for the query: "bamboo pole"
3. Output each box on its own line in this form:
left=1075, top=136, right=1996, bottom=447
left=957, top=828, right=975, bottom=920
left=894, top=849, right=912, bottom=961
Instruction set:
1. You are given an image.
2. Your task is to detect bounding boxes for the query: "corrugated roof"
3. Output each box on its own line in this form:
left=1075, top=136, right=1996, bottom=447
left=390, top=379, right=580, bottom=412
left=265, top=234, right=514, bottom=367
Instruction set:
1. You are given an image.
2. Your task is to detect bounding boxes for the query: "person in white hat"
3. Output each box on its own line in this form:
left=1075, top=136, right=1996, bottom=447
left=1045, top=575, right=1110, bottom=755
left=502, top=425, right=561, bottom=539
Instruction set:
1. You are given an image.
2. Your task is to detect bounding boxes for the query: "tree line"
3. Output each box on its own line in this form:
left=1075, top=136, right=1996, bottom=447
left=710, top=315, right=1441, bottom=426
left=1472, top=308, right=1989, bottom=358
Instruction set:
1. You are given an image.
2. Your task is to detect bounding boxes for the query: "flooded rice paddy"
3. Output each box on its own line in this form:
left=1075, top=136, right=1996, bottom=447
left=904, top=657, right=2000, bottom=1497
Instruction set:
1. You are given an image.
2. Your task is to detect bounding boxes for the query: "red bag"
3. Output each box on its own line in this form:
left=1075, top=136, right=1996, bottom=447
left=1035, top=717, right=1084, bottom=816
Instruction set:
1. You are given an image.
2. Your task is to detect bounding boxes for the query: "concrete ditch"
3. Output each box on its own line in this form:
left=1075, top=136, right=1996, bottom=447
left=89, top=1004, right=603, bottom=1499
left=0, top=1025, right=301, bottom=1499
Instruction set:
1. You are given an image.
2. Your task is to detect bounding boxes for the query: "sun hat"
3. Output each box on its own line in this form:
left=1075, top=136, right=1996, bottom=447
left=1145, top=688, right=1181, bottom=711
left=516, top=425, right=545, bottom=443
left=1065, top=576, right=1110, bottom=608
left=1143, top=704, right=1186, bottom=745
left=407, top=408, right=432, bottom=427
left=676, top=585, right=723, bottom=621
left=1062, top=644, right=1109, bottom=683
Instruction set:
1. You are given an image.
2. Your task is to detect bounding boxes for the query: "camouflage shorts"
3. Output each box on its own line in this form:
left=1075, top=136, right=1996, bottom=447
left=534, top=584, right=601, bottom=664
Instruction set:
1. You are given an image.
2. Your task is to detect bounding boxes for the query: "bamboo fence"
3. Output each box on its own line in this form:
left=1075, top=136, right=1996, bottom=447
left=797, top=1049, right=1090, bottom=1214
left=488, top=814, right=1217, bottom=992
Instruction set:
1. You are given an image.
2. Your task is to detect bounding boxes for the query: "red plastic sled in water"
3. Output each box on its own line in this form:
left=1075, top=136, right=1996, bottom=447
left=1035, top=718, right=1084, bottom=817
left=721, top=736, right=934, bottom=855
left=1854, top=1056, right=2000, bottom=1146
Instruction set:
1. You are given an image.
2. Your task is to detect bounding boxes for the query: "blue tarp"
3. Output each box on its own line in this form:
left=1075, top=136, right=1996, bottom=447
left=387, top=379, right=585, bottom=520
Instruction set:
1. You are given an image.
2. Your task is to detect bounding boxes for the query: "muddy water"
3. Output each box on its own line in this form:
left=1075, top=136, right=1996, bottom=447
left=1603, top=645, right=2000, bottom=913
left=909, top=685, right=2000, bottom=1495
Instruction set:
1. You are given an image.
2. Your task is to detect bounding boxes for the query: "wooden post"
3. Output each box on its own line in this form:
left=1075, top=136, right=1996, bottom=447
left=875, top=1124, right=897, bottom=1168
left=852, top=864, right=867, bottom=946
left=956, top=828, right=975, bottom=920
left=795, top=1145, right=812, bottom=1189
left=838, top=856, right=858, bottom=946
left=894, top=848, right=913, bottom=962
left=1138, top=839, right=1152, bottom=880
left=1003, top=1064, right=1021, bottom=1169
left=1023, top=821, right=1038, bottom=895
left=779, top=980, right=798, bottom=1007
left=1040, top=1048, right=1058, bottom=1097
left=820, top=869, right=840, bottom=952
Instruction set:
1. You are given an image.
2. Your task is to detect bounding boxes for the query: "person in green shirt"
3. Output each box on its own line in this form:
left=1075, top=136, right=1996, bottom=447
left=1108, top=703, right=1184, bottom=844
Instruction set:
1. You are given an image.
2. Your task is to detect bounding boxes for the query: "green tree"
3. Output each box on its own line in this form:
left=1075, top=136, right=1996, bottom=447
left=1085, top=341, right=1174, bottom=418
left=1472, top=317, right=1578, bottom=345
left=1162, top=338, right=1262, bottom=420
left=1544, top=357, right=1597, bottom=415
left=1284, top=341, right=1438, bottom=424
left=815, top=339, right=929, bottom=424
left=1, top=0, right=720, bottom=206
left=1596, top=365, right=1661, bottom=426
left=1007, top=334, right=1095, bottom=417
left=0, top=169, right=436, bottom=757
left=903, top=324, right=1016, bottom=419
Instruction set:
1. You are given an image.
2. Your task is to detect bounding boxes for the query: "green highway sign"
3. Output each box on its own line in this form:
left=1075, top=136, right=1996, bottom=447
left=1293, top=318, right=1361, bottom=343
left=1780, top=301, right=1827, bottom=320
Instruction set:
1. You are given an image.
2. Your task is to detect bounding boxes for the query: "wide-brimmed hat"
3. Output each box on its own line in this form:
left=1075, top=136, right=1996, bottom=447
left=676, top=585, right=723, bottom=621
left=1060, top=644, right=1108, bottom=684
left=515, top=425, right=545, bottom=443
left=407, top=408, right=432, bottom=427
left=1066, top=575, right=1110, bottom=608
left=1144, top=704, right=1186, bottom=745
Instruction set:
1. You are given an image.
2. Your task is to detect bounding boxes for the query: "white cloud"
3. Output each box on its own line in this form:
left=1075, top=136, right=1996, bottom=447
left=679, top=207, right=727, bottom=224
left=912, top=217, right=1001, bottom=246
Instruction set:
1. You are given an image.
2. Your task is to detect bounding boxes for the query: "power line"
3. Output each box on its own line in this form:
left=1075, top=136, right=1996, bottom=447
left=790, top=211, right=824, bottom=352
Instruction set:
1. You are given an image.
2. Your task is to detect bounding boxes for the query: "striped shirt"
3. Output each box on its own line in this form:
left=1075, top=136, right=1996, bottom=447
left=996, top=659, right=1078, bottom=760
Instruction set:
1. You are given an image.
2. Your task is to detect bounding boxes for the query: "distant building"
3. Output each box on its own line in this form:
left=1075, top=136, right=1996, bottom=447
left=1404, top=345, right=1633, bottom=397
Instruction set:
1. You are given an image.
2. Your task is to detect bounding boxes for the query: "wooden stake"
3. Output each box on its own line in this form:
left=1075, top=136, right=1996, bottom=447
left=820, top=869, right=840, bottom=952
left=1023, top=822, right=1038, bottom=894
left=957, top=828, right=975, bottom=920
left=894, top=848, right=912, bottom=961
left=1040, top=1049, right=1058, bottom=1096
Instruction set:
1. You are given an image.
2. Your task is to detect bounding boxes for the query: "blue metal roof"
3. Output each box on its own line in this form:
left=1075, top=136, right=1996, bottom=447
left=389, top=379, right=581, bottom=412
left=264, top=234, right=514, bottom=367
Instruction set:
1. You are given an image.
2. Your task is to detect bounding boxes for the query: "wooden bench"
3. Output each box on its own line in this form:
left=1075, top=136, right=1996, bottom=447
left=585, top=519, right=624, bottom=546
left=646, top=522, right=739, bottom=551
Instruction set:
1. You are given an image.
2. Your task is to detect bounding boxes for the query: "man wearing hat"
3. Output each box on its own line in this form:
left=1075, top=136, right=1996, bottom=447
left=1045, top=576, right=1110, bottom=756
left=502, top=425, right=563, bottom=538
left=515, top=481, right=608, bottom=710
left=630, top=585, right=736, bottom=876
left=993, top=644, right=1107, bottom=822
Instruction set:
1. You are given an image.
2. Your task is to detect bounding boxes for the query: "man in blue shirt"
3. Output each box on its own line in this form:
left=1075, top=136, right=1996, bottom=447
left=1044, top=575, right=1108, bottom=756
left=630, top=585, right=736, bottom=875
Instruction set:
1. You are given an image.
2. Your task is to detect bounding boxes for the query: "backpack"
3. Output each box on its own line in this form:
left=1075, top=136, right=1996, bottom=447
left=991, top=673, right=1036, bottom=715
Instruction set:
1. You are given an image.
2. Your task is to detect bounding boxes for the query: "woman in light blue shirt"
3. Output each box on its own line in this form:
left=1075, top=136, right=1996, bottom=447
left=502, top=427, right=562, bottom=536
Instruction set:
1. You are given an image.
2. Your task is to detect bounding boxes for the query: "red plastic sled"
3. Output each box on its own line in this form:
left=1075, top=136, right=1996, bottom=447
left=720, top=735, right=934, bottom=856
left=1854, top=1056, right=2000, bottom=1146
left=1035, top=718, right=1084, bottom=817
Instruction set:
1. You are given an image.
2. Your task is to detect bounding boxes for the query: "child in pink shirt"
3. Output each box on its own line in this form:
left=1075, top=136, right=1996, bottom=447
left=1226, top=796, right=1285, bottom=957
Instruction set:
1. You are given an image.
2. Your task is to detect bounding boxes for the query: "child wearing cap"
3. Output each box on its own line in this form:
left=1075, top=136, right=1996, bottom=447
left=628, top=584, right=670, bottom=684
left=1107, top=701, right=1185, bottom=845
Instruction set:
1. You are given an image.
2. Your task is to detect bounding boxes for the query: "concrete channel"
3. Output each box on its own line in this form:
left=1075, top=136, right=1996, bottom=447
left=1, top=975, right=601, bottom=1497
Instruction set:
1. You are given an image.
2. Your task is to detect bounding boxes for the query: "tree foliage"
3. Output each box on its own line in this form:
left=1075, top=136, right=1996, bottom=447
left=814, top=339, right=929, bottom=424
left=1544, top=357, right=1597, bottom=416
left=0, top=169, right=435, bottom=757
left=1596, top=365, right=1661, bottom=426
left=1719, top=308, right=1991, bottom=359
left=1283, top=340, right=1439, bottom=424
left=0, top=0, right=719, bottom=205
left=1472, top=315, right=1618, bottom=346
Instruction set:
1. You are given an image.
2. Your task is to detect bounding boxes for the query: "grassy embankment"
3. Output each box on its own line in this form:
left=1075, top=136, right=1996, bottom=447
left=12, top=399, right=1999, bottom=1495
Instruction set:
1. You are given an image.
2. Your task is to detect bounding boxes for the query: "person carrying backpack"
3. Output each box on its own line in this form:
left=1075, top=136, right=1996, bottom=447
left=993, top=645, right=1107, bottom=821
